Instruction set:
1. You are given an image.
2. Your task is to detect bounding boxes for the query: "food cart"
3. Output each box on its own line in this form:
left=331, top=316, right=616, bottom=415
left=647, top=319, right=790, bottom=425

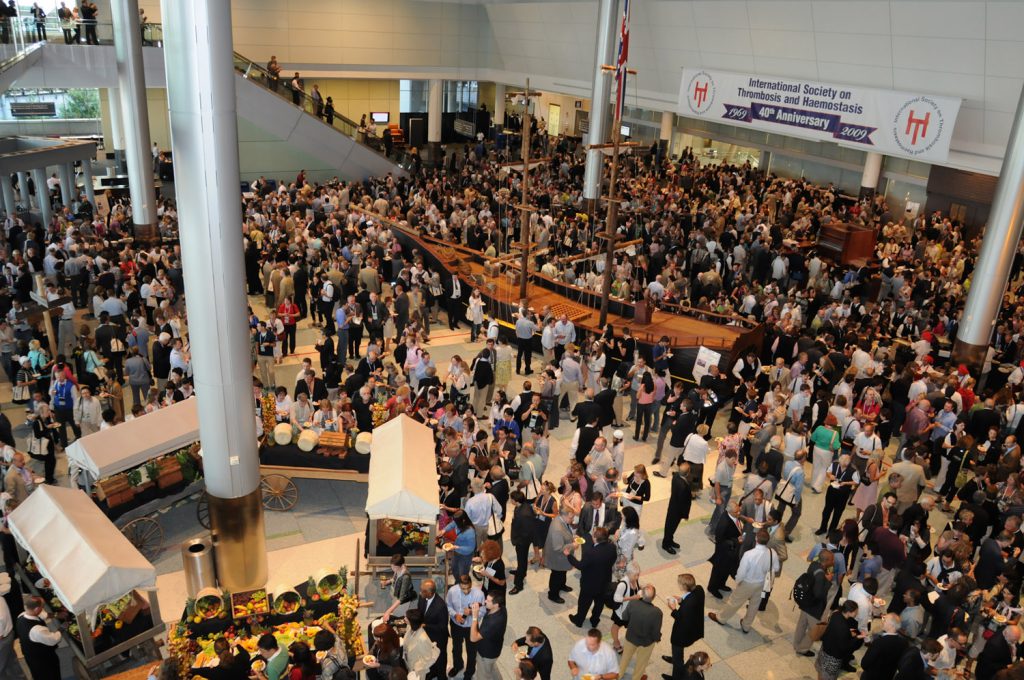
left=8, top=485, right=164, bottom=680
left=64, top=399, right=204, bottom=561
left=364, top=415, right=440, bottom=574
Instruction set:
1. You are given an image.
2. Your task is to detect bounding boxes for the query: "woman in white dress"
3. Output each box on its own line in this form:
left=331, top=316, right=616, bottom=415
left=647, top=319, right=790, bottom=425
left=585, top=343, right=606, bottom=394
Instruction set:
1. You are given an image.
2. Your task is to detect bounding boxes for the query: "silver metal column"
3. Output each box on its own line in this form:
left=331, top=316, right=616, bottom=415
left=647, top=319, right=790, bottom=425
left=494, top=83, right=506, bottom=129
left=31, top=168, right=50, bottom=227
left=16, top=171, right=28, bottom=208
left=860, top=151, right=884, bottom=199
left=58, top=163, right=73, bottom=208
left=582, top=0, right=619, bottom=207
left=106, top=88, right=126, bottom=174
left=953, top=85, right=1024, bottom=371
left=428, top=79, right=443, bottom=144
left=81, top=158, right=96, bottom=205
left=112, top=0, right=157, bottom=238
left=2, top=176, right=15, bottom=217
left=162, top=0, right=267, bottom=591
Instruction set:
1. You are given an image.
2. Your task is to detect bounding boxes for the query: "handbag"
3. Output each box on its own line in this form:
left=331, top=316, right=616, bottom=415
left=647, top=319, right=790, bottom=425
left=809, top=620, right=828, bottom=642
left=776, top=466, right=800, bottom=506
left=486, top=502, right=504, bottom=537
left=11, top=384, right=28, bottom=402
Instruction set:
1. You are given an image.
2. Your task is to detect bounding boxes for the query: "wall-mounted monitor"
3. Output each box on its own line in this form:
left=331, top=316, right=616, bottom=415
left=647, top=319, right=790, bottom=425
left=371, top=111, right=390, bottom=124
left=620, top=124, right=630, bottom=137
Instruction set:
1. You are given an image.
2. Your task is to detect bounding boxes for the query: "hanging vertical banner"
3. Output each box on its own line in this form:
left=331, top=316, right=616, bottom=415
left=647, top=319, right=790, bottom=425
left=678, top=68, right=962, bottom=163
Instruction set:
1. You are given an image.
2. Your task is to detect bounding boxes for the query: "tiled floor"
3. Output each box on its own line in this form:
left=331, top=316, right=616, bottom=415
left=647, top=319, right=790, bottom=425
left=5, top=300, right=899, bottom=680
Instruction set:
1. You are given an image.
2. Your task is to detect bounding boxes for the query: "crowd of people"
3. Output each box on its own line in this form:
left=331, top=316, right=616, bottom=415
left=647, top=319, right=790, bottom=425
left=2, top=124, right=1024, bottom=680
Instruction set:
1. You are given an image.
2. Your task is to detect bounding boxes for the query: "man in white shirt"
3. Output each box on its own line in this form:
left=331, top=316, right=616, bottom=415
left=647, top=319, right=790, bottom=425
left=708, top=529, right=780, bottom=633
left=584, top=437, right=614, bottom=482
left=845, top=577, right=878, bottom=634
left=567, top=629, right=619, bottom=678
left=852, top=422, right=882, bottom=473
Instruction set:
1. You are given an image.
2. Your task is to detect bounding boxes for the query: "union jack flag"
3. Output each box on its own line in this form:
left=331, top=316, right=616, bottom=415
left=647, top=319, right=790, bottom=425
left=613, top=0, right=631, bottom=123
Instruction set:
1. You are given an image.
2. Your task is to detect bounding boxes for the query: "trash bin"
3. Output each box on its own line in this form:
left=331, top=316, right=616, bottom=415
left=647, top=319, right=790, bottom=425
left=181, top=537, right=216, bottom=598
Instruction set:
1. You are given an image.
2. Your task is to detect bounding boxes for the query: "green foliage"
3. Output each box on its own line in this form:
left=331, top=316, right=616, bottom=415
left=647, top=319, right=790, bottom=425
left=126, top=468, right=142, bottom=487
left=58, top=89, right=100, bottom=119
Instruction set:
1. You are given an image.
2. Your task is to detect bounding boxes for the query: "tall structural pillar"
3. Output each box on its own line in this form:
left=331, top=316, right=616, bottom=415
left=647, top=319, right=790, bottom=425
left=860, top=152, right=884, bottom=199
left=582, top=0, right=619, bottom=212
left=162, top=0, right=268, bottom=591
left=952, top=85, right=1024, bottom=373
left=32, top=168, right=50, bottom=227
left=658, top=110, right=673, bottom=161
left=112, top=0, right=158, bottom=239
left=426, top=78, right=443, bottom=164
left=494, top=83, right=506, bottom=130
left=107, top=88, right=126, bottom=174
left=3, top=175, right=17, bottom=215
left=81, top=158, right=96, bottom=205
left=16, top=171, right=28, bottom=207
left=58, top=163, right=73, bottom=209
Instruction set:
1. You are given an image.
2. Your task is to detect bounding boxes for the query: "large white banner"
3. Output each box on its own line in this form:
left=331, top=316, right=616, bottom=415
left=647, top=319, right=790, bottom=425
left=678, top=69, right=962, bottom=163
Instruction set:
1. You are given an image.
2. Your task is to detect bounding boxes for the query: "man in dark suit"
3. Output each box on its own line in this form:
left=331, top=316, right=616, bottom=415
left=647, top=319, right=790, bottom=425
left=593, top=379, right=617, bottom=428
left=363, top=292, right=388, bottom=340
left=662, top=460, right=693, bottom=554
left=894, top=640, right=944, bottom=680
left=566, top=526, right=618, bottom=628
left=572, top=416, right=601, bottom=466
left=293, top=369, right=328, bottom=402
left=860, top=613, right=910, bottom=680
left=707, top=500, right=742, bottom=599
left=513, top=627, right=553, bottom=680
left=417, top=578, right=448, bottom=680
left=572, top=389, right=602, bottom=430
left=976, top=622, right=1021, bottom=680
left=576, top=492, right=621, bottom=538
left=446, top=272, right=463, bottom=330
left=661, top=573, right=704, bottom=680
left=393, top=283, right=410, bottom=340
left=661, top=399, right=697, bottom=467
left=975, top=532, right=1014, bottom=589
left=509, top=491, right=534, bottom=595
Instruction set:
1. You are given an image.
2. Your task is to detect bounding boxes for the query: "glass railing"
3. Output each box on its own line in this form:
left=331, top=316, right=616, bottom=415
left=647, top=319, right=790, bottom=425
left=231, top=51, right=411, bottom=169
left=4, top=17, right=161, bottom=48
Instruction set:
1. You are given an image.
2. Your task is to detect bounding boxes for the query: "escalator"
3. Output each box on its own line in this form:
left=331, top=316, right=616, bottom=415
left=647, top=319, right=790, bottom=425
left=232, top=53, right=409, bottom=180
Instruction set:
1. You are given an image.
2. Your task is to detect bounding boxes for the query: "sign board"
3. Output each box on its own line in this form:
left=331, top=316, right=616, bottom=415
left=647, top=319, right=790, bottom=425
left=691, top=345, right=722, bottom=383
left=10, top=102, right=56, bottom=118
left=678, top=68, right=962, bottom=163
left=453, top=118, right=475, bottom=138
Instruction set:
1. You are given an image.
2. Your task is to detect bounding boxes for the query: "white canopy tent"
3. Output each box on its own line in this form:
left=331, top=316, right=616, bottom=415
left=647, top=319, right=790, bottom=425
left=65, top=399, right=199, bottom=482
left=8, top=485, right=156, bottom=616
left=365, top=415, right=439, bottom=523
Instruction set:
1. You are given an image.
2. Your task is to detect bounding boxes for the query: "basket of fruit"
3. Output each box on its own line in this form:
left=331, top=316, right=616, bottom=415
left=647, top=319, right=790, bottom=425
left=314, top=569, right=346, bottom=599
left=193, top=588, right=226, bottom=622
left=231, top=588, right=270, bottom=619
left=272, top=586, right=302, bottom=615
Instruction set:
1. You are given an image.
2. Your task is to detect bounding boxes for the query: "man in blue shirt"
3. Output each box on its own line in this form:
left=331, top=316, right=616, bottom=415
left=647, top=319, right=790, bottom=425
left=334, top=303, right=348, bottom=367
left=777, top=450, right=806, bottom=543
left=492, top=408, right=520, bottom=441
left=446, top=575, right=485, bottom=679
left=515, top=313, right=537, bottom=375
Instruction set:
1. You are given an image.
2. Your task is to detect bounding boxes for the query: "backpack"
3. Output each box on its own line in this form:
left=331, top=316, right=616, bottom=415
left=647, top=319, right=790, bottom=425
left=791, top=568, right=817, bottom=608
left=318, top=650, right=349, bottom=680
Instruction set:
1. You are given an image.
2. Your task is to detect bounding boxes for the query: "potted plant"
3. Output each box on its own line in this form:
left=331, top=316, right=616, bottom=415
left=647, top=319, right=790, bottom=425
left=130, top=464, right=157, bottom=504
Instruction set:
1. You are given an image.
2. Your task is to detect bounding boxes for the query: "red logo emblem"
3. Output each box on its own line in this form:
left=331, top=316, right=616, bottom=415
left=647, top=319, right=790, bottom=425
left=693, top=81, right=709, bottom=109
left=904, top=110, right=930, bottom=146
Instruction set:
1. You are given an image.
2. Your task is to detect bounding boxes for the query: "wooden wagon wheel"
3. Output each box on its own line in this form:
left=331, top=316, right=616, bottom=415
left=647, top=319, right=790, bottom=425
left=196, top=492, right=211, bottom=530
left=120, top=517, right=164, bottom=562
left=260, top=474, right=298, bottom=512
